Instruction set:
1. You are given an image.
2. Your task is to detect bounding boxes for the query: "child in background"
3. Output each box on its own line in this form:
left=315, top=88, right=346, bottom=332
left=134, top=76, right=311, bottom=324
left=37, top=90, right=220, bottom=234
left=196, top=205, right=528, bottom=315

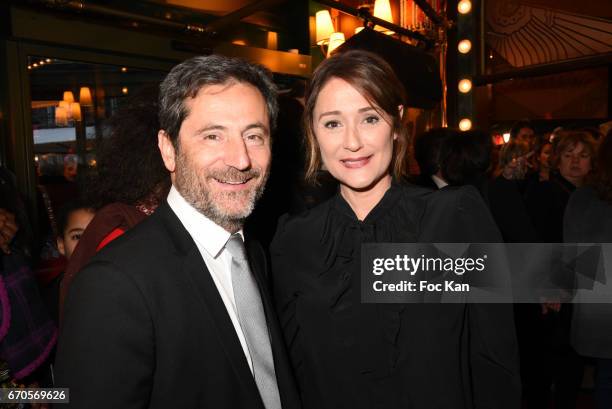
left=56, top=203, right=96, bottom=261
left=44, top=201, right=95, bottom=325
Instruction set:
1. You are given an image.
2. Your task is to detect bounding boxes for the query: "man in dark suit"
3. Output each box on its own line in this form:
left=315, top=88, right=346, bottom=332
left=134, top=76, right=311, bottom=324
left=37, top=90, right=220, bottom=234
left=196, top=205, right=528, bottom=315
left=54, top=55, right=300, bottom=409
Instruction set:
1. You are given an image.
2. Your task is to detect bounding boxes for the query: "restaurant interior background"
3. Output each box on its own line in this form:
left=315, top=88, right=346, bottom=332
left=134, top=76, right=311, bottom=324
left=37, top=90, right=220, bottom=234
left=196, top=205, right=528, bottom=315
left=0, top=0, right=610, bottom=239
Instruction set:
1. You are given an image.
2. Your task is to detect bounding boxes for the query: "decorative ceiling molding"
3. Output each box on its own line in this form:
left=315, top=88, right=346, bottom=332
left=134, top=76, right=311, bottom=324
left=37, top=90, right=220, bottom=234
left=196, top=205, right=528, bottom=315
left=486, top=1, right=612, bottom=67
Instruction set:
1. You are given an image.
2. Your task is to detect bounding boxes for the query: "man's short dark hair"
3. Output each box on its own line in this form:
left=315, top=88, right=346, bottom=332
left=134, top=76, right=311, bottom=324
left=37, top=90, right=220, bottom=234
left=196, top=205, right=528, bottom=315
left=510, top=120, right=534, bottom=140
left=159, top=55, right=278, bottom=147
left=440, top=130, right=492, bottom=186
left=414, top=128, right=458, bottom=177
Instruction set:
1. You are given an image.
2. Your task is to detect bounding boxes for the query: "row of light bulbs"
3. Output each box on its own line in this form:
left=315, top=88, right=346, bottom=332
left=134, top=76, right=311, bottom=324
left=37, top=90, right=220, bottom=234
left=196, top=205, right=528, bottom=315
left=27, top=58, right=52, bottom=70
left=457, top=0, right=472, bottom=131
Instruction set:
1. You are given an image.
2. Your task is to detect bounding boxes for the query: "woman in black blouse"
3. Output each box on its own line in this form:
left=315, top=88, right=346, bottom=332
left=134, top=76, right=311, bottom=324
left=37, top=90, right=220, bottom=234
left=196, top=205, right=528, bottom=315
left=270, top=50, right=520, bottom=409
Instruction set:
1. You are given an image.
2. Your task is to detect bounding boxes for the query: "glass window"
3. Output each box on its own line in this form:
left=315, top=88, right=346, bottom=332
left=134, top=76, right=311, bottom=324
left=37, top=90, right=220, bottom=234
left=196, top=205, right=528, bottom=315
left=28, top=56, right=166, bottom=237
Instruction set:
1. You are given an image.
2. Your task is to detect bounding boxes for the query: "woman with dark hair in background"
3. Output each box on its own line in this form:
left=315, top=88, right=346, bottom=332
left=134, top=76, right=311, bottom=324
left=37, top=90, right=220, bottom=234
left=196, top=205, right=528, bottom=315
left=535, top=137, right=553, bottom=182
left=270, top=50, right=520, bottom=409
left=58, top=86, right=171, bottom=317
left=564, top=130, right=612, bottom=409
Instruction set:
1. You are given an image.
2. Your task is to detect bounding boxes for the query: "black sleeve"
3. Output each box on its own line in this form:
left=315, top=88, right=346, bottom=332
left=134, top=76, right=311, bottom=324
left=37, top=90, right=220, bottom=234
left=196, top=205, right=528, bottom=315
left=269, top=214, right=305, bottom=382
left=54, top=261, right=154, bottom=409
left=468, top=302, right=521, bottom=409
left=487, top=178, right=538, bottom=242
left=455, top=187, right=522, bottom=409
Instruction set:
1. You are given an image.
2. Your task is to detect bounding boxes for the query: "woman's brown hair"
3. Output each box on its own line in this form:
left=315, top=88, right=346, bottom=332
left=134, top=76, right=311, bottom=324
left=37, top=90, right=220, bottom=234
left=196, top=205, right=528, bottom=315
left=303, top=50, right=409, bottom=183
left=551, top=130, right=597, bottom=170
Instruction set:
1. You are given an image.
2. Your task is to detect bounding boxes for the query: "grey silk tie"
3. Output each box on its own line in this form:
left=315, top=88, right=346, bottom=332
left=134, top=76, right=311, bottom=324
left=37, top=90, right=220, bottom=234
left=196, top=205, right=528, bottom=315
left=225, top=234, right=282, bottom=409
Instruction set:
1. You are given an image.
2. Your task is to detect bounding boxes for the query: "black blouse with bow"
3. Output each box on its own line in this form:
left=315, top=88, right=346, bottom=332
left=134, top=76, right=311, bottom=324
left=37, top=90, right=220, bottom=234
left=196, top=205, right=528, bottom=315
left=270, top=183, right=521, bottom=409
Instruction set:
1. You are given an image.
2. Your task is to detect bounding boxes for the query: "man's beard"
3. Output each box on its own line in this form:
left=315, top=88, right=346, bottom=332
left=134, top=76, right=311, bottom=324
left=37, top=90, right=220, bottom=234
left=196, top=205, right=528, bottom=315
left=174, top=148, right=269, bottom=233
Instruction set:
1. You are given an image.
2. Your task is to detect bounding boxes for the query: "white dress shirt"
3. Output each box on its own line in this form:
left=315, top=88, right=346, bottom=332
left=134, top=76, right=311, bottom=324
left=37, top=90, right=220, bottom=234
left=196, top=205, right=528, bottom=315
left=431, top=174, right=449, bottom=189
left=166, top=186, right=254, bottom=373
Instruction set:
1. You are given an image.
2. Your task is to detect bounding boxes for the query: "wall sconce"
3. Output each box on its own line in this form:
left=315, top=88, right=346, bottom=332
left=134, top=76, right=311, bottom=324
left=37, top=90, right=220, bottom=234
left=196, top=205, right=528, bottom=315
left=55, top=106, right=68, bottom=127
left=79, top=87, right=93, bottom=106
left=373, top=0, right=394, bottom=34
left=458, top=39, right=472, bottom=54
left=70, top=102, right=82, bottom=122
left=327, top=32, right=346, bottom=57
left=63, top=91, right=75, bottom=103
left=267, top=31, right=278, bottom=50
left=316, top=10, right=335, bottom=45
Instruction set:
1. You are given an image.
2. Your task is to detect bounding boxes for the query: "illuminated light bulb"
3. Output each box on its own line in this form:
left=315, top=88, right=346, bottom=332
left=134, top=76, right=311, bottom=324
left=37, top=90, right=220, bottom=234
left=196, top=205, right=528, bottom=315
left=121, top=87, right=129, bottom=95
left=503, top=132, right=511, bottom=143
left=458, top=39, right=472, bottom=54
left=459, top=118, right=472, bottom=131
left=121, top=67, right=128, bottom=72
left=458, top=79, right=472, bottom=93
left=458, top=0, right=472, bottom=14
left=45, top=58, right=51, bottom=63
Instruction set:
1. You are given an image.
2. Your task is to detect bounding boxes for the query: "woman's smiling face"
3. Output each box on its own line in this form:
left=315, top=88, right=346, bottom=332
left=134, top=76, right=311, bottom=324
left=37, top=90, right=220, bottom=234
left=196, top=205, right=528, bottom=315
left=312, top=77, right=396, bottom=194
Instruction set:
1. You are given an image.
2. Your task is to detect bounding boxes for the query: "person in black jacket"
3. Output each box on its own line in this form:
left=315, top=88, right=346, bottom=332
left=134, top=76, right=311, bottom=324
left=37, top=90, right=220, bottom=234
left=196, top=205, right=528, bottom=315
left=271, top=50, right=520, bottom=409
left=54, top=55, right=300, bottom=409
left=564, top=130, right=612, bottom=409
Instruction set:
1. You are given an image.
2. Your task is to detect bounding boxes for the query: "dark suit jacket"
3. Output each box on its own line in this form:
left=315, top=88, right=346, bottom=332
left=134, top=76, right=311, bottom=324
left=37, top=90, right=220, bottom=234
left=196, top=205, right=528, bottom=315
left=54, top=202, right=300, bottom=409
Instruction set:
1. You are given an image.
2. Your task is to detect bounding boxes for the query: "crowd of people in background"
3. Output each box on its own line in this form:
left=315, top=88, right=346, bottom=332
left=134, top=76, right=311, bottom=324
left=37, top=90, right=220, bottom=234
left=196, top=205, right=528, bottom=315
left=0, top=57, right=611, bottom=408
left=413, top=120, right=612, bottom=409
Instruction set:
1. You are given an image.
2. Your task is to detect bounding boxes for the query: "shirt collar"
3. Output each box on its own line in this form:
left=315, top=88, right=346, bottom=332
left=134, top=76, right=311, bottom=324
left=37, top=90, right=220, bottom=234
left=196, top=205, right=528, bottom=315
left=431, top=174, right=449, bottom=189
left=166, top=185, right=243, bottom=259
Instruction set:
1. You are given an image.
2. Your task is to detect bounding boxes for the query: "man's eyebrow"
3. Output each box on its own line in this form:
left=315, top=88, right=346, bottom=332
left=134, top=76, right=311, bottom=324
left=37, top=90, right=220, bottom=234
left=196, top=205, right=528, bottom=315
left=195, top=125, right=227, bottom=134
left=243, top=122, right=269, bottom=134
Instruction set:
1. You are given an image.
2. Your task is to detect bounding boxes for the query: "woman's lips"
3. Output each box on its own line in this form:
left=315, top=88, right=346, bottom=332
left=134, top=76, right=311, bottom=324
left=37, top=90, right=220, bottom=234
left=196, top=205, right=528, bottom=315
left=340, top=155, right=372, bottom=169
